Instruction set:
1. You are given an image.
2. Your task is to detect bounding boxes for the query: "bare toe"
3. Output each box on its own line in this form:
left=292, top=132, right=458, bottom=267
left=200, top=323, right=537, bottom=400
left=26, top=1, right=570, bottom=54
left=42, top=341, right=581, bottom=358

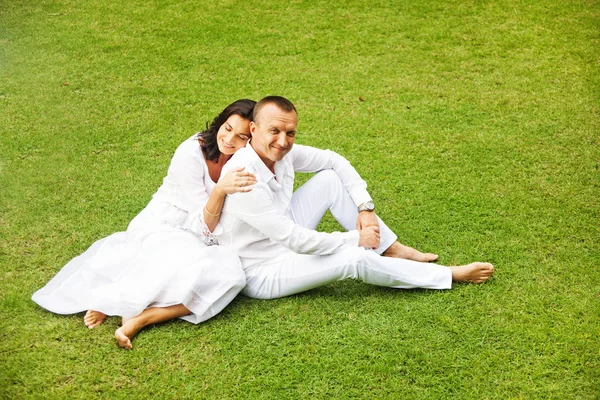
left=422, top=253, right=439, bottom=262
left=404, top=250, right=438, bottom=263
left=84, top=310, right=107, bottom=329
left=451, top=262, right=495, bottom=284
left=383, top=242, right=439, bottom=263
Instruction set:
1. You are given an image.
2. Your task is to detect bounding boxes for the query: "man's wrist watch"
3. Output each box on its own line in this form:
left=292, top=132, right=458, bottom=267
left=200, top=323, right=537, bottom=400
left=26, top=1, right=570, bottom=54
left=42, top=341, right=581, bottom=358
left=358, top=201, right=375, bottom=213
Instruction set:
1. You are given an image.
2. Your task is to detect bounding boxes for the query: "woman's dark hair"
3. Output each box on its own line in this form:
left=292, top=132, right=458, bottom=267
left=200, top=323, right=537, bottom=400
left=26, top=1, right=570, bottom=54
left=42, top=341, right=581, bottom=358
left=197, top=99, right=256, bottom=162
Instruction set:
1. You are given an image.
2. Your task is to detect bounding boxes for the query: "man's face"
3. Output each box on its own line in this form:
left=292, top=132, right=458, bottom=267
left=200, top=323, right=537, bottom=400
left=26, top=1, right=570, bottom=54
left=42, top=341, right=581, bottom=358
left=250, top=104, right=298, bottom=169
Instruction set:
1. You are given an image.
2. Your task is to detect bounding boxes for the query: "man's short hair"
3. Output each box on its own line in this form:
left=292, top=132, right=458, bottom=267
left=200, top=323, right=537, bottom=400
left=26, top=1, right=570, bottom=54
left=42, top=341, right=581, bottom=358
left=252, top=96, right=297, bottom=122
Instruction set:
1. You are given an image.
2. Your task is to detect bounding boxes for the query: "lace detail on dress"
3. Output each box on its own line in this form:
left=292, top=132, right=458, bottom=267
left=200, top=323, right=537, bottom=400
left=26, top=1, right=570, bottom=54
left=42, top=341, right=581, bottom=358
left=202, top=225, right=219, bottom=246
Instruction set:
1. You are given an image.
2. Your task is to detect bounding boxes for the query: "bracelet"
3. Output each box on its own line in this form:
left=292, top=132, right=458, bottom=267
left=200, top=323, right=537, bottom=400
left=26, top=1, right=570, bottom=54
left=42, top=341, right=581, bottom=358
left=204, top=206, right=221, bottom=217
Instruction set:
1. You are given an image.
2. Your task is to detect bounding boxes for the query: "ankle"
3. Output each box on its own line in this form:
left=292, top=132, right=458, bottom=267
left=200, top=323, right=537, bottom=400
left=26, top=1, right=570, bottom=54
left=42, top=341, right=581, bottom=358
left=382, top=242, right=400, bottom=255
left=383, top=242, right=410, bottom=258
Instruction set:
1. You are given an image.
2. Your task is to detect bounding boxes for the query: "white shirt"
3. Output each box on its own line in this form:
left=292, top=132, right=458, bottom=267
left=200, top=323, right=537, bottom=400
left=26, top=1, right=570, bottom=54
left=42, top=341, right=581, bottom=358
left=217, top=142, right=373, bottom=269
left=147, top=134, right=220, bottom=243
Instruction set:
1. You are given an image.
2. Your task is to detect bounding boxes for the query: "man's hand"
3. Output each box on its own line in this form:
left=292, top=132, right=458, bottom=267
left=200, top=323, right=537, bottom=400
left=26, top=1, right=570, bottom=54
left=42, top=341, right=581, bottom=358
left=358, top=225, right=380, bottom=249
left=356, top=211, right=379, bottom=230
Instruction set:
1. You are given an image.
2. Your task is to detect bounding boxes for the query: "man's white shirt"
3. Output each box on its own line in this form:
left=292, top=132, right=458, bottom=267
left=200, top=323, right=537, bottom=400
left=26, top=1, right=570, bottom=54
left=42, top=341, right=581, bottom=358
left=217, top=142, right=373, bottom=270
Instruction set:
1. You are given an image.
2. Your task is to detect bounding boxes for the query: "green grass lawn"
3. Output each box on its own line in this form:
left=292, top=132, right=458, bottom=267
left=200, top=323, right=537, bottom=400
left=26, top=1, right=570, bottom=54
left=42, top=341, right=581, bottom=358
left=1, top=0, right=598, bottom=398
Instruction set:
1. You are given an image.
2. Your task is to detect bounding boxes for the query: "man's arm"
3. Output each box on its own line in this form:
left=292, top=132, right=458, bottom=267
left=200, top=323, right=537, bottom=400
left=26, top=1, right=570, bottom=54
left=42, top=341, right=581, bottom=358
left=289, top=144, right=373, bottom=207
left=289, top=144, right=379, bottom=230
left=225, top=184, right=361, bottom=255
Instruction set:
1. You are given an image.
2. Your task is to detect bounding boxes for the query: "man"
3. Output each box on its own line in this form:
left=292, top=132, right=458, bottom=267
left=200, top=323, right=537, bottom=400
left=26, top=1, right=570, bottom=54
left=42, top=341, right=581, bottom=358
left=217, top=96, right=494, bottom=299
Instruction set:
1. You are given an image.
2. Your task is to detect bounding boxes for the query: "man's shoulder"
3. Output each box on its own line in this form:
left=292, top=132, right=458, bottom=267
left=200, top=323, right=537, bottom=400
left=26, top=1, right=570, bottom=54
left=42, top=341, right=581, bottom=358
left=289, top=143, right=317, bottom=153
left=228, top=146, right=253, bottom=164
left=288, top=143, right=332, bottom=159
left=222, top=147, right=258, bottom=175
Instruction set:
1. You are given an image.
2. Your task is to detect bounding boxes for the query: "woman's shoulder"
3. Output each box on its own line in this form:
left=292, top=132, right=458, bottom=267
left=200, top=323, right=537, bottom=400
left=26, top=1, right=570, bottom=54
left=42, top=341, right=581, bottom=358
left=172, top=134, right=204, bottom=157
left=169, top=134, right=207, bottom=170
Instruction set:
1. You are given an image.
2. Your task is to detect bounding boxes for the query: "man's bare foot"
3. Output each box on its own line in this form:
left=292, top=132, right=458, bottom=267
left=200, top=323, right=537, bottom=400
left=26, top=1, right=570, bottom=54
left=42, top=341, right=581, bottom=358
left=114, top=316, right=144, bottom=350
left=450, top=262, right=494, bottom=283
left=382, top=241, right=439, bottom=262
left=84, top=310, right=107, bottom=329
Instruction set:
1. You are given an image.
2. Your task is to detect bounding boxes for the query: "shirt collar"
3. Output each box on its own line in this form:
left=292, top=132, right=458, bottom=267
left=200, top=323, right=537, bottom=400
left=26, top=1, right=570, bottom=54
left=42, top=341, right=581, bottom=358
left=245, top=140, right=277, bottom=184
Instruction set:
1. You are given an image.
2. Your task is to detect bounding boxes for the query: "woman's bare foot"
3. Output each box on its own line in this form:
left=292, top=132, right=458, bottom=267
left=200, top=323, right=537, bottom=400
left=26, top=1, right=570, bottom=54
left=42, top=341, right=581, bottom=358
left=450, top=262, right=494, bottom=283
left=382, top=241, right=439, bottom=262
left=114, top=316, right=144, bottom=350
left=84, top=310, right=107, bottom=329
left=114, top=305, right=191, bottom=349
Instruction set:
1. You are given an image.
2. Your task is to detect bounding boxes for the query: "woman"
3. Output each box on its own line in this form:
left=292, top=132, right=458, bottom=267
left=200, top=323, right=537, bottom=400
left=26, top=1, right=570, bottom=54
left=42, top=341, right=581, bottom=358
left=32, top=99, right=257, bottom=349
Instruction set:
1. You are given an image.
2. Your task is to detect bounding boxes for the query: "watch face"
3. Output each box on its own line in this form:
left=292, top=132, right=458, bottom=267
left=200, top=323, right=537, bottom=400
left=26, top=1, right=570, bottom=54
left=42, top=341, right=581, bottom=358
left=359, top=201, right=375, bottom=212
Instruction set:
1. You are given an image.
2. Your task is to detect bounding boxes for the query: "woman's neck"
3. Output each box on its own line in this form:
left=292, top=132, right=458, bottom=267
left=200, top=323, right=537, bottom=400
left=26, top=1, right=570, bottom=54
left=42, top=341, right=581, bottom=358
left=216, top=153, right=231, bottom=165
left=205, top=153, right=231, bottom=183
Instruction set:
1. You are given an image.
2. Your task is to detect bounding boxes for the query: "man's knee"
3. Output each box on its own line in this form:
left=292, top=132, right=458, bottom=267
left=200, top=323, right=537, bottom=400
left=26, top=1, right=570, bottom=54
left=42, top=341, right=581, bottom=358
left=313, top=170, right=346, bottom=207
left=313, top=169, right=343, bottom=188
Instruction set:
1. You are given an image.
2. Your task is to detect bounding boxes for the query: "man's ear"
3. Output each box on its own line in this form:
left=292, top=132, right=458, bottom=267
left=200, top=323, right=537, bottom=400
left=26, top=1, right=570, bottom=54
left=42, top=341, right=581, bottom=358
left=250, top=121, right=257, bottom=135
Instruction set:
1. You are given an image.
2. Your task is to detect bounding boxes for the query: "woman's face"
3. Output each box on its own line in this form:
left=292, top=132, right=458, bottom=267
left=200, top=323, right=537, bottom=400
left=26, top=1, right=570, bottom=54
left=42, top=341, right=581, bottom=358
left=216, top=114, right=251, bottom=155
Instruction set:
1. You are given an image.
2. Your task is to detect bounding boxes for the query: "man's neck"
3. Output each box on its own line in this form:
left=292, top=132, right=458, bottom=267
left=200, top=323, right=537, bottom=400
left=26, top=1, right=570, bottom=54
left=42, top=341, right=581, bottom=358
left=251, top=142, right=276, bottom=174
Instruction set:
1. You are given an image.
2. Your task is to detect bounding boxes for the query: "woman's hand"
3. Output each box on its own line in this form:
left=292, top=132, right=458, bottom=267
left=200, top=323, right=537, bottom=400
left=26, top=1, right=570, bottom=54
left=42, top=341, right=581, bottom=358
left=216, top=167, right=256, bottom=195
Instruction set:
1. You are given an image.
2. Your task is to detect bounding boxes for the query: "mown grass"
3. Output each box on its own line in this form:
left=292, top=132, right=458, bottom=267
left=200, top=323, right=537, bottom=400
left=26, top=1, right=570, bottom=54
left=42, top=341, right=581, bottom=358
left=1, top=0, right=598, bottom=398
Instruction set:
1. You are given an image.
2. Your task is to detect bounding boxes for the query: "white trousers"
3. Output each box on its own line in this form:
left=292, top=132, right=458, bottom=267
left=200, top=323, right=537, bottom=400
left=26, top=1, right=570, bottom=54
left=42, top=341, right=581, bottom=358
left=243, top=170, right=452, bottom=299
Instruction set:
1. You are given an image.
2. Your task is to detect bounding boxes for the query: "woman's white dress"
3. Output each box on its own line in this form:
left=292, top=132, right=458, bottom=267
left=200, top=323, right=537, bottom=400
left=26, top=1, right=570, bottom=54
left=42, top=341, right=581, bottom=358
left=32, top=135, right=246, bottom=324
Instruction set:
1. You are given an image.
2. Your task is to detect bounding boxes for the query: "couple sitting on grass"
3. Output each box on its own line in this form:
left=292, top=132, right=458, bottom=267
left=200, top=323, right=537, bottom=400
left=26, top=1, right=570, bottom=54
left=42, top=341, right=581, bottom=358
left=32, top=96, right=494, bottom=349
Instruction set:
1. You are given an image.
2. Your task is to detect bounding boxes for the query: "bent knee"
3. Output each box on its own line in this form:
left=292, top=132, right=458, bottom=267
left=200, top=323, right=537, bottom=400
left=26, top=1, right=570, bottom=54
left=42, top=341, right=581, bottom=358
left=314, top=169, right=342, bottom=187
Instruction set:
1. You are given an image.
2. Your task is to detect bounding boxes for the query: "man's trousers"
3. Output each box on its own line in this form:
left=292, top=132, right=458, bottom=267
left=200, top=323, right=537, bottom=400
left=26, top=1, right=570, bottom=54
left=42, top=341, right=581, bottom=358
left=242, top=170, right=452, bottom=299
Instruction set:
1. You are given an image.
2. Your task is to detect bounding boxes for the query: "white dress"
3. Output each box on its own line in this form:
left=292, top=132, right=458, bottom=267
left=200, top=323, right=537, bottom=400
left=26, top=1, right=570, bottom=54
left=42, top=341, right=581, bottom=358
left=32, top=135, right=246, bottom=324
